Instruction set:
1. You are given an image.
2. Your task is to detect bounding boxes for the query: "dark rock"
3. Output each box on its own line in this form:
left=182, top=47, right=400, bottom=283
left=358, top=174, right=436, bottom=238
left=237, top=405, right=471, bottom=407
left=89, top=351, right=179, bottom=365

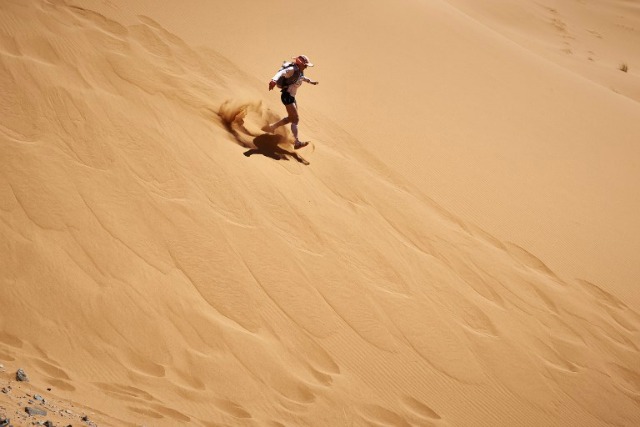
left=34, top=394, right=45, bottom=403
left=81, top=415, right=89, bottom=421
left=0, top=417, right=10, bottom=426
left=25, top=407, right=47, bottom=416
left=1, top=387, right=10, bottom=394
left=44, top=421, right=54, bottom=427
left=16, top=368, right=29, bottom=382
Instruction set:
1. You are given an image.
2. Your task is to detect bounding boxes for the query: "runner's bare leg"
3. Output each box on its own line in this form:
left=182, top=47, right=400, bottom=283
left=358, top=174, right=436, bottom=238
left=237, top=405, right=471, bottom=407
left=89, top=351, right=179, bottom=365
left=287, top=102, right=300, bottom=141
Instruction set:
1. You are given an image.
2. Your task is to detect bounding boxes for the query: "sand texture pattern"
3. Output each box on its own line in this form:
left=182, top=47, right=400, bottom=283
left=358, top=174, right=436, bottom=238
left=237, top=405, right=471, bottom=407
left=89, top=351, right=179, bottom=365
left=1, top=0, right=639, bottom=426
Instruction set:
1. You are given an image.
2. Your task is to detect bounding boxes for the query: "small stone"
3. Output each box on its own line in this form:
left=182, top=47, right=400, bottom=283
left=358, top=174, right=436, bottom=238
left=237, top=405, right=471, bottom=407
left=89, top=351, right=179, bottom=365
left=1, top=387, right=10, bottom=394
left=34, top=395, right=45, bottom=404
left=44, top=421, right=54, bottom=427
left=81, top=415, right=89, bottom=421
left=0, top=417, right=10, bottom=427
left=16, top=368, right=29, bottom=382
left=25, top=407, right=47, bottom=417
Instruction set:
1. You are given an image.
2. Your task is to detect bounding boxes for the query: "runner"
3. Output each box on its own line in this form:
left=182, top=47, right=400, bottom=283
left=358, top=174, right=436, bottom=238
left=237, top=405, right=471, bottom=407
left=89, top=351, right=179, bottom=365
left=266, top=55, right=319, bottom=149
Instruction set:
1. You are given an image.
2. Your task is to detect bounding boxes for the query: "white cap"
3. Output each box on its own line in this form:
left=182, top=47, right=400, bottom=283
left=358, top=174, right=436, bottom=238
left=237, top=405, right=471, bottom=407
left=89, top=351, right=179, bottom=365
left=293, top=55, right=314, bottom=67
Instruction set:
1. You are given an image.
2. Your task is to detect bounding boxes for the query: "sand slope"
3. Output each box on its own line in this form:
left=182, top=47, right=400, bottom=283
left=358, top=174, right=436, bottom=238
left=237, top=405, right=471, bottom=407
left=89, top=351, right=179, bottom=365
left=117, top=0, right=640, bottom=309
left=1, top=0, right=639, bottom=426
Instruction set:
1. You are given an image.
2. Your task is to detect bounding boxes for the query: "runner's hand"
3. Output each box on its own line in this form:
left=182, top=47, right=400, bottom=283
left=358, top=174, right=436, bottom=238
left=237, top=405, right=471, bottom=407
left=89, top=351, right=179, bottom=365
left=269, top=80, right=276, bottom=90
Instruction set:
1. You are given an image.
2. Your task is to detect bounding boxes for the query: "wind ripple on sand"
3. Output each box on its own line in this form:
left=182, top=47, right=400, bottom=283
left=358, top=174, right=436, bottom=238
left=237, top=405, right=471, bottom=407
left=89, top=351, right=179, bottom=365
left=401, top=396, right=442, bottom=421
left=378, top=296, right=486, bottom=384
left=356, top=404, right=413, bottom=427
left=2, top=1, right=640, bottom=425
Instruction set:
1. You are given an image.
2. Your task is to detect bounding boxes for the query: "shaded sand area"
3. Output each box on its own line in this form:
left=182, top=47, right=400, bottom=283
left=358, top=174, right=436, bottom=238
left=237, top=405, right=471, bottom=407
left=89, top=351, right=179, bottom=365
left=1, top=0, right=640, bottom=426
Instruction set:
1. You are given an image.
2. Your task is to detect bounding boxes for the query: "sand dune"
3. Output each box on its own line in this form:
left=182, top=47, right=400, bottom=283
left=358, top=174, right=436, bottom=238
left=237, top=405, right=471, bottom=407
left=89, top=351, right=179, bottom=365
left=1, top=0, right=639, bottom=426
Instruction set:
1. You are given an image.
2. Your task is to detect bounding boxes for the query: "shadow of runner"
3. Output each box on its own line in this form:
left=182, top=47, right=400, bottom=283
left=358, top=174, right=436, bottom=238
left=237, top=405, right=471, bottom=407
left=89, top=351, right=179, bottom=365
left=243, top=134, right=309, bottom=165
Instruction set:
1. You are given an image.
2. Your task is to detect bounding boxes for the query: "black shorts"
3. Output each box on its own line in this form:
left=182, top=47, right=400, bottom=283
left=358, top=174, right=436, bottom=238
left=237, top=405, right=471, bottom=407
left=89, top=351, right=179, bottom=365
left=280, top=90, right=296, bottom=106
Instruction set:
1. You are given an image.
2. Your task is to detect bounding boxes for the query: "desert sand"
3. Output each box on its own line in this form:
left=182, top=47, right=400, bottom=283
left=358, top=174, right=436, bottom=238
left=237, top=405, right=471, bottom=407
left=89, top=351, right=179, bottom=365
left=1, top=0, right=639, bottom=426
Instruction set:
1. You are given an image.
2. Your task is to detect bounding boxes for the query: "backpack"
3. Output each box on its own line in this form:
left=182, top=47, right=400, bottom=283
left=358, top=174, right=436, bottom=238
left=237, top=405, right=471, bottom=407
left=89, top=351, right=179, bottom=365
left=275, top=61, right=302, bottom=89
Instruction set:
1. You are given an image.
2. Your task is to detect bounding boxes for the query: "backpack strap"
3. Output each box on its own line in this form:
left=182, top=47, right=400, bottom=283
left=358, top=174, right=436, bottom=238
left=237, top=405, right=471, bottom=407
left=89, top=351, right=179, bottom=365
left=281, top=64, right=302, bottom=88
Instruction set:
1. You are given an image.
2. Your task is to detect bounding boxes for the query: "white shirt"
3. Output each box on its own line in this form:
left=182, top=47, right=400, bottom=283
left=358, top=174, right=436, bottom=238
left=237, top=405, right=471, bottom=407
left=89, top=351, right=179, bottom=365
left=272, top=66, right=312, bottom=96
